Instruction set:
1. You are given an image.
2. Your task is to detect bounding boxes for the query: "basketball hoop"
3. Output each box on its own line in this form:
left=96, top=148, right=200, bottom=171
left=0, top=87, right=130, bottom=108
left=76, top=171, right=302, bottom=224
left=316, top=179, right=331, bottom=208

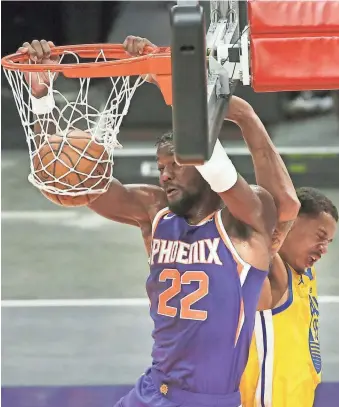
left=1, top=44, right=171, bottom=197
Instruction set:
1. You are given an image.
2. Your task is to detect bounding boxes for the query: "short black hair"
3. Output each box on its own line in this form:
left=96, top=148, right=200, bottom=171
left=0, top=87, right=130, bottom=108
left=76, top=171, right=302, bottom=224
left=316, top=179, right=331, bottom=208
left=297, top=187, right=338, bottom=222
left=156, top=130, right=173, bottom=147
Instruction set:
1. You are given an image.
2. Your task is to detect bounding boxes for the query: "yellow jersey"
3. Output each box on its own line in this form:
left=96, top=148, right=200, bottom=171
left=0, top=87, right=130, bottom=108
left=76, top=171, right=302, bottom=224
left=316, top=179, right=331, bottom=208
left=240, top=264, right=321, bottom=407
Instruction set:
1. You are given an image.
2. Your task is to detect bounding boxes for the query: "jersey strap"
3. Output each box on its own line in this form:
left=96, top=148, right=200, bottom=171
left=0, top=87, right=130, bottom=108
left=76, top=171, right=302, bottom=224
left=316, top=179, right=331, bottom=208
left=151, top=207, right=170, bottom=238
left=254, top=310, right=275, bottom=407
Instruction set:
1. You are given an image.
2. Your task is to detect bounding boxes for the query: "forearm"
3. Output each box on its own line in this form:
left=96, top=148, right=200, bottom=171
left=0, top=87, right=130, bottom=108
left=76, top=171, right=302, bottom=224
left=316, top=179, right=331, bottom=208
left=237, top=112, right=300, bottom=222
left=31, top=92, right=57, bottom=148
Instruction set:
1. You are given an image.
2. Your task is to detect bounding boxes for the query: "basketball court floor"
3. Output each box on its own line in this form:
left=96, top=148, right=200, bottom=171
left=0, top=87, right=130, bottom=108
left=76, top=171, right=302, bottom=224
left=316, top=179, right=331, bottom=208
left=2, top=142, right=339, bottom=399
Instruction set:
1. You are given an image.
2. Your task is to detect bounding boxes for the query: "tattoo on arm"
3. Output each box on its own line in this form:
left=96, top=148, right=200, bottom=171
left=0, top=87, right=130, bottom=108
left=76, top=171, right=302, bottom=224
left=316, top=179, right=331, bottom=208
left=271, top=220, right=295, bottom=253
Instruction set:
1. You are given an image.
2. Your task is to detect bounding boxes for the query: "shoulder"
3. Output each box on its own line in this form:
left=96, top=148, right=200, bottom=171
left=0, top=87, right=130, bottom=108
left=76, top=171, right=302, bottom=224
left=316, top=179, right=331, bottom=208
left=250, top=185, right=276, bottom=212
left=221, top=185, right=277, bottom=234
left=125, top=183, right=165, bottom=200
left=222, top=185, right=277, bottom=240
left=250, top=184, right=278, bottom=235
left=89, top=181, right=167, bottom=225
left=124, top=183, right=167, bottom=219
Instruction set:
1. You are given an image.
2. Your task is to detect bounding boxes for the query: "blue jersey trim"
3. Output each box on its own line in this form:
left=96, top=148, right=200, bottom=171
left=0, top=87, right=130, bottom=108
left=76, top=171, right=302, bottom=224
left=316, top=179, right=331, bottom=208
left=260, top=311, right=268, bottom=407
left=303, top=267, right=314, bottom=281
left=272, top=264, right=293, bottom=316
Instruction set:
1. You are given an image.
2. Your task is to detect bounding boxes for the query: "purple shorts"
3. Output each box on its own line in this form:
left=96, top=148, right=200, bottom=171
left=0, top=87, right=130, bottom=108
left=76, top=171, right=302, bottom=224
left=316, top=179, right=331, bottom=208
left=115, top=368, right=241, bottom=407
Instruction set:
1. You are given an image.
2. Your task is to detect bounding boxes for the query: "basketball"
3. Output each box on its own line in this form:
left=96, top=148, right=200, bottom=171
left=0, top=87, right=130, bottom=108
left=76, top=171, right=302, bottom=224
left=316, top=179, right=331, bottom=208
left=32, top=129, right=112, bottom=207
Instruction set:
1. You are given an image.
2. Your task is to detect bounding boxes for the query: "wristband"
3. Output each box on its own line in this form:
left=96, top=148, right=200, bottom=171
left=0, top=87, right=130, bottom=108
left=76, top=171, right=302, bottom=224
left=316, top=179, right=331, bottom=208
left=31, top=93, right=56, bottom=115
left=195, top=139, right=238, bottom=193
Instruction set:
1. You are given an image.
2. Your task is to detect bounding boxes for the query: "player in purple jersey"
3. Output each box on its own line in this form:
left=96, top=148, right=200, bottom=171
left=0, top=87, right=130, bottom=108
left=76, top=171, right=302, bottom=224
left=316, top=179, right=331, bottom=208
left=22, top=36, right=299, bottom=407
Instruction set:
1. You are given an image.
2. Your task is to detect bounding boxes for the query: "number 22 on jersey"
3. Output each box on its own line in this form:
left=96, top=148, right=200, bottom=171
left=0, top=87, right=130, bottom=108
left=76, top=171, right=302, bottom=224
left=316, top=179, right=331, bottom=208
left=157, top=268, right=209, bottom=321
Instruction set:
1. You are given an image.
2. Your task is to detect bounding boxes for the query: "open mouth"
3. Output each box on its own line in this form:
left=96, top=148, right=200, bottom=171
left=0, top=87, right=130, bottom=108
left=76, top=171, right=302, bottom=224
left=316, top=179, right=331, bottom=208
left=166, top=187, right=178, bottom=197
left=307, top=254, right=320, bottom=266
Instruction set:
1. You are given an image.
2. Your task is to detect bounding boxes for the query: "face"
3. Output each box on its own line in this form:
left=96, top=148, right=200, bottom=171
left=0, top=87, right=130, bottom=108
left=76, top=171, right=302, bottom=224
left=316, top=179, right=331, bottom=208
left=156, top=142, right=209, bottom=216
left=280, top=211, right=337, bottom=272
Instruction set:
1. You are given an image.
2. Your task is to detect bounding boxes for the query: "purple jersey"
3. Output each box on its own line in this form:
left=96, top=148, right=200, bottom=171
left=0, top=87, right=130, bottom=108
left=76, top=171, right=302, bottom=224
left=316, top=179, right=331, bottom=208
left=147, top=207, right=268, bottom=395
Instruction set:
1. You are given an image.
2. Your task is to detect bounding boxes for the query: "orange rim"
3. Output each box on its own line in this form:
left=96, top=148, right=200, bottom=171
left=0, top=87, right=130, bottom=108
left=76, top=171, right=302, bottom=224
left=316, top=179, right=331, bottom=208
left=1, top=43, right=173, bottom=105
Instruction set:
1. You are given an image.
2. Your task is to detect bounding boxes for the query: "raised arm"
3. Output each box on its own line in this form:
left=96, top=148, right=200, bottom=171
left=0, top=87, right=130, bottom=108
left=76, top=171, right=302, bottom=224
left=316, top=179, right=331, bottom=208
left=17, top=40, right=59, bottom=139
left=226, top=97, right=300, bottom=254
left=121, top=37, right=276, bottom=241
left=123, top=37, right=277, bottom=242
left=195, top=138, right=277, bottom=242
left=19, top=39, right=168, bottom=240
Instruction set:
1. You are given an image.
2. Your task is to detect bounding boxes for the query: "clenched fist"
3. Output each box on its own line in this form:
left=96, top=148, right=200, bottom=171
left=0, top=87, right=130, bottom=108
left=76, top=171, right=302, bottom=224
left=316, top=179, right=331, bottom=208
left=18, top=39, right=59, bottom=97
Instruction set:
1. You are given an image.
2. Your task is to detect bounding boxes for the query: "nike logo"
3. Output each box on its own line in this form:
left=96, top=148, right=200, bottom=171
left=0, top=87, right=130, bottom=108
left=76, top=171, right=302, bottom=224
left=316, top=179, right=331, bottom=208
left=163, top=213, right=175, bottom=220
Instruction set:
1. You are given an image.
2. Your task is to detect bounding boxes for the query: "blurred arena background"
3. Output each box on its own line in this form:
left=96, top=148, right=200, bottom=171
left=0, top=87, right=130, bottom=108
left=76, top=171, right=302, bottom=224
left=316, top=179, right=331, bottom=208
left=1, top=2, right=339, bottom=407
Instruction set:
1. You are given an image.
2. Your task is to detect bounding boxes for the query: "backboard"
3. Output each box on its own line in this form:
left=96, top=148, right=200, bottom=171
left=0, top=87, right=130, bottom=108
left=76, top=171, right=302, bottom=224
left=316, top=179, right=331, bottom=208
left=170, top=0, right=339, bottom=165
left=170, top=0, right=249, bottom=165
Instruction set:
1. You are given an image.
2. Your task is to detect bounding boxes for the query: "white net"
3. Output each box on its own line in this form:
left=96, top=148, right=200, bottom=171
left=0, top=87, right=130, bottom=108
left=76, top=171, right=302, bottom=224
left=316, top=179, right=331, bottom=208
left=3, top=49, right=144, bottom=196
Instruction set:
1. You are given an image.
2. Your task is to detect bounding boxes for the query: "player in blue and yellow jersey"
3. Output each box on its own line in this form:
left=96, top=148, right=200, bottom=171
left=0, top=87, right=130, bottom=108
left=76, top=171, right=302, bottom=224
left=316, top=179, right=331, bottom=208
left=236, top=114, right=338, bottom=407
left=240, top=188, right=338, bottom=407
left=24, top=36, right=300, bottom=407
left=224, top=99, right=338, bottom=407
